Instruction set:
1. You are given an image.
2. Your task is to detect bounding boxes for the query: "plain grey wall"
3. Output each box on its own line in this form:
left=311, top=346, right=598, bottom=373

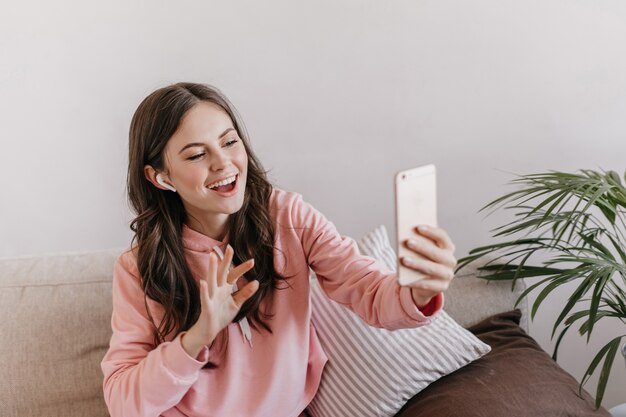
left=1, top=0, right=625, bottom=407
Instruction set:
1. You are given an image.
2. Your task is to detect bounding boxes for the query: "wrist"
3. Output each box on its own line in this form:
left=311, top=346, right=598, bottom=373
left=181, top=329, right=210, bottom=359
left=411, top=287, right=433, bottom=309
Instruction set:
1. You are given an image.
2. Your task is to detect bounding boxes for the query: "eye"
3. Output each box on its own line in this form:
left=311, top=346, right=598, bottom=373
left=225, top=139, right=239, bottom=147
left=187, top=152, right=205, bottom=161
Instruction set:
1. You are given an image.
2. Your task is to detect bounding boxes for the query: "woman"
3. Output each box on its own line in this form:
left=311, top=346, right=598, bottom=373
left=101, top=82, right=457, bottom=417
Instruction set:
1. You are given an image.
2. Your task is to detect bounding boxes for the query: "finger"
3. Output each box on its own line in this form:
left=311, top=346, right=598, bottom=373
left=411, top=279, right=449, bottom=294
left=199, top=279, right=210, bottom=310
left=401, top=256, right=455, bottom=282
left=218, top=245, right=234, bottom=286
left=227, top=258, right=255, bottom=285
left=415, top=225, right=456, bottom=252
left=207, top=252, right=218, bottom=298
left=405, top=235, right=457, bottom=267
left=232, top=280, right=260, bottom=309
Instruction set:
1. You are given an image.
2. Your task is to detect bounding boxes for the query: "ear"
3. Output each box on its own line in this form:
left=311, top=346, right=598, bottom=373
left=144, top=165, right=176, bottom=192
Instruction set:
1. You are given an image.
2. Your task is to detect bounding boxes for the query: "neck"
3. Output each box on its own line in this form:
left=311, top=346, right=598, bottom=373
left=184, top=207, right=230, bottom=242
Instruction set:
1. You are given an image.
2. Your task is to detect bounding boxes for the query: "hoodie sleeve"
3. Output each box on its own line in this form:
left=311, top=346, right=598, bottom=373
left=289, top=193, right=443, bottom=330
left=101, top=251, right=210, bottom=417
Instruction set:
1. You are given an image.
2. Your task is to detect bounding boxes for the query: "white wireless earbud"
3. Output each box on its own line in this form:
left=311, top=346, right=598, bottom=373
left=156, top=174, right=177, bottom=192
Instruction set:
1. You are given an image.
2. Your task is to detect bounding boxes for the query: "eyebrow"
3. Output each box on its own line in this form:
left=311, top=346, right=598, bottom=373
left=178, top=128, right=236, bottom=154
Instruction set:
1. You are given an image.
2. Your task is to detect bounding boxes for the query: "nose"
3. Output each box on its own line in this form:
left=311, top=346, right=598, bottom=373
left=209, top=147, right=230, bottom=172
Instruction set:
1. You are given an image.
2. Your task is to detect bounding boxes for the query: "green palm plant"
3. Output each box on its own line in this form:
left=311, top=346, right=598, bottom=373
left=457, top=169, right=626, bottom=408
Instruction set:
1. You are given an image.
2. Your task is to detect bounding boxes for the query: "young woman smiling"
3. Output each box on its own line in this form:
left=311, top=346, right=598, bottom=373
left=101, top=82, right=457, bottom=417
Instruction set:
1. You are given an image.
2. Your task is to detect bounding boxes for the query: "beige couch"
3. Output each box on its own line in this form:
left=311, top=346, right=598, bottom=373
left=0, top=249, right=528, bottom=417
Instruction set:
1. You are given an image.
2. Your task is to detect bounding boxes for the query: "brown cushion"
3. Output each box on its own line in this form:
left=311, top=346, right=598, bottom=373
left=394, top=310, right=611, bottom=417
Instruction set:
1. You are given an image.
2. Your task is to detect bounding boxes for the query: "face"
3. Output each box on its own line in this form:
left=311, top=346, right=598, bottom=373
left=157, top=101, right=248, bottom=234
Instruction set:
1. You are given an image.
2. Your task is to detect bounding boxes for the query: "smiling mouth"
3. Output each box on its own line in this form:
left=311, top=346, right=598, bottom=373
left=208, top=174, right=238, bottom=193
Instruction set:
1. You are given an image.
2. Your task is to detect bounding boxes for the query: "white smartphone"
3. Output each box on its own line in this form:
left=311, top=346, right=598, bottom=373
left=394, top=164, right=438, bottom=286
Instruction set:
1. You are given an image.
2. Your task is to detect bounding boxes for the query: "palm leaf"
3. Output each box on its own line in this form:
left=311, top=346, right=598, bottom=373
left=459, top=168, right=626, bottom=408
left=586, top=272, right=614, bottom=342
left=552, top=322, right=575, bottom=361
left=580, top=336, right=624, bottom=408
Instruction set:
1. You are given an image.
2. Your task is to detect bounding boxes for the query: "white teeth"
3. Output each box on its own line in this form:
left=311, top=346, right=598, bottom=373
left=208, top=174, right=237, bottom=189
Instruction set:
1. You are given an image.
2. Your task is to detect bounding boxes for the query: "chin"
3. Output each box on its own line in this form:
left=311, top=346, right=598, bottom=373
left=223, top=193, right=246, bottom=214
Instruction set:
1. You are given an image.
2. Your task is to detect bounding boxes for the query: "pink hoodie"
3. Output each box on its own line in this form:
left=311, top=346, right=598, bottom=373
left=101, top=188, right=442, bottom=417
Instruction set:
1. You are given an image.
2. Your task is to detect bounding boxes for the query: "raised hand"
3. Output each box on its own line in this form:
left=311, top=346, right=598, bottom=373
left=400, top=225, right=457, bottom=308
left=181, top=245, right=259, bottom=358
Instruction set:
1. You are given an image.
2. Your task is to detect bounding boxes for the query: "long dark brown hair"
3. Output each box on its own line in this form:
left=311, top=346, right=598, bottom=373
left=127, top=82, right=289, bottom=354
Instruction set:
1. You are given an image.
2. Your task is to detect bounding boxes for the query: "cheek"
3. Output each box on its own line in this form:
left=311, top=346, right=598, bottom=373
left=175, top=167, right=205, bottom=188
left=236, top=151, right=249, bottom=172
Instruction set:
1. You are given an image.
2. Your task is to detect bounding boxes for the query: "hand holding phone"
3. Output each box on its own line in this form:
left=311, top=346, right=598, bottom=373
left=394, top=164, right=438, bottom=286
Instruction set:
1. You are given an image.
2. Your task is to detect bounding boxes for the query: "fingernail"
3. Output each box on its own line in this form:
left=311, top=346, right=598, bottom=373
left=402, top=256, right=415, bottom=266
left=418, top=225, right=429, bottom=232
left=407, top=239, right=418, bottom=248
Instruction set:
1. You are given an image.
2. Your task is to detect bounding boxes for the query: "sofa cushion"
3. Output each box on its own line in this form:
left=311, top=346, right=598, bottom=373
left=306, top=225, right=491, bottom=417
left=0, top=250, right=121, bottom=417
left=394, top=310, right=610, bottom=417
left=448, top=257, right=530, bottom=331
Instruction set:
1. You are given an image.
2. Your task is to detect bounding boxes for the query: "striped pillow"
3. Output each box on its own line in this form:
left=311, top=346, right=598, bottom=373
left=307, top=225, right=491, bottom=417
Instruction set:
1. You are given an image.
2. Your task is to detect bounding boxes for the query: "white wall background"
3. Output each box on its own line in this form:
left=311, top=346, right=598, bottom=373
left=1, top=0, right=625, bottom=408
